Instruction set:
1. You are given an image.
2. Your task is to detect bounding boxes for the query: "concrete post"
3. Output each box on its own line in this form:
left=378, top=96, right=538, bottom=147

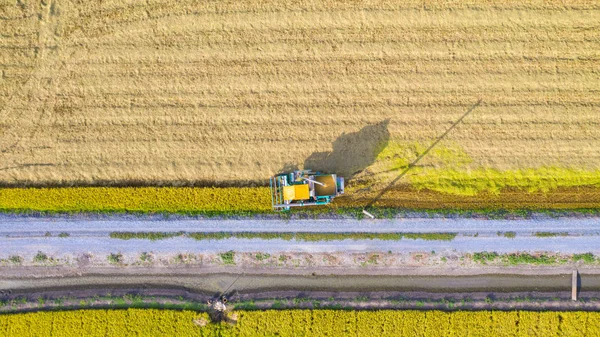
left=572, top=270, right=578, bottom=301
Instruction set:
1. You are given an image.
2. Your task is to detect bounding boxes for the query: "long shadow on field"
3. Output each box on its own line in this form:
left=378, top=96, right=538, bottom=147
left=364, top=99, right=481, bottom=209
left=302, top=119, right=390, bottom=179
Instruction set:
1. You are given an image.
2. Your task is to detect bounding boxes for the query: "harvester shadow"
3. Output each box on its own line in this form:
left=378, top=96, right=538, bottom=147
left=302, top=119, right=390, bottom=179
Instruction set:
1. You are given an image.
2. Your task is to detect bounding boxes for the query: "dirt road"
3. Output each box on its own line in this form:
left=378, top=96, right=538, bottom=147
left=5, top=267, right=600, bottom=312
left=3, top=214, right=600, bottom=235
left=0, top=266, right=595, bottom=293
left=2, top=215, right=600, bottom=260
left=2, top=267, right=599, bottom=302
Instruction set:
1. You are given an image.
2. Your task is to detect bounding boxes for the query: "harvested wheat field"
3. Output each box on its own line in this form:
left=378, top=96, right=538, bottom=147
left=1, top=0, right=600, bottom=206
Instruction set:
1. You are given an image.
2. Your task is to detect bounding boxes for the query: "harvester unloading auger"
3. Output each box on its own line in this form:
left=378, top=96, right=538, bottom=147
left=269, top=170, right=344, bottom=210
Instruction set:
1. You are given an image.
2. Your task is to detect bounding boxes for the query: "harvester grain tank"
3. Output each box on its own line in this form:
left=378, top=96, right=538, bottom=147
left=269, top=170, right=344, bottom=210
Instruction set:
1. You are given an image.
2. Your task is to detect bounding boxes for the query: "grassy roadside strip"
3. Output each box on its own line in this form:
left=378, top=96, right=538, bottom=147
left=1, top=308, right=600, bottom=336
left=109, top=231, right=458, bottom=242
left=1, top=187, right=600, bottom=218
left=2, top=293, right=599, bottom=314
left=473, top=252, right=596, bottom=265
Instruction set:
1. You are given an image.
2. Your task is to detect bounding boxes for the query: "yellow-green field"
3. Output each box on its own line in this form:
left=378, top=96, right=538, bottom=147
left=0, top=187, right=271, bottom=214
left=1, top=309, right=598, bottom=336
left=2, top=184, right=600, bottom=214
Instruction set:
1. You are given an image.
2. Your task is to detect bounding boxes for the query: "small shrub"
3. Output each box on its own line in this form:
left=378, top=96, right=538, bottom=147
left=123, top=294, right=143, bottom=304
left=58, top=232, right=70, bottom=238
left=139, top=252, right=153, bottom=263
left=506, top=253, right=555, bottom=265
left=504, top=231, right=516, bottom=239
left=220, top=251, right=235, bottom=265
left=44, top=232, right=52, bottom=237
left=9, top=255, right=23, bottom=264
left=573, top=253, right=595, bottom=263
left=255, top=253, right=270, bottom=261
left=367, top=254, right=379, bottom=265
left=473, top=252, right=499, bottom=264
left=172, top=253, right=197, bottom=264
left=355, top=296, right=369, bottom=302
left=108, top=253, right=123, bottom=265
left=33, top=251, right=48, bottom=263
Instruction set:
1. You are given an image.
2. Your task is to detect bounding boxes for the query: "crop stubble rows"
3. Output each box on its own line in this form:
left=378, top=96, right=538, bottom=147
left=1, top=0, right=600, bottom=189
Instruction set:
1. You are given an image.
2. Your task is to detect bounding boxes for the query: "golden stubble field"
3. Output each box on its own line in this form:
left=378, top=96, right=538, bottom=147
left=1, top=0, right=600, bottom=188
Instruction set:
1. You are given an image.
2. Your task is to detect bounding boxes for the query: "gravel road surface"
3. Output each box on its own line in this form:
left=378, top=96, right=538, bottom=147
left=2, top=216, right=600, bottom=235
left=2, top=236, right=600, bottom=256
left=1, top=216, right=600, bottom=256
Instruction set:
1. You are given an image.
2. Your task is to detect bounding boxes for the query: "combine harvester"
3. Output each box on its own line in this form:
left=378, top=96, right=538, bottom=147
left=269, top=170, right=344, bottom=210
left=268, top=99, right=482, bottom=218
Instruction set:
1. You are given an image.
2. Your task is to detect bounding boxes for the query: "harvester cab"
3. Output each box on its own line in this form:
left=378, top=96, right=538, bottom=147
left=269, top=170, right=344, bottom=210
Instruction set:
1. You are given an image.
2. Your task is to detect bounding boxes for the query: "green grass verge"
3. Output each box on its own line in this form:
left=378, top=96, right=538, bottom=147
left=110, top=231, right=458, bottom=242
left=534, top=232, right=569, bottom=238
left=219, top=250, right=236, bottom=265
left=497, top=231, right=516, bottom=239
left=109, top=232, right=185, bottom=240
left=473, top=251, right=597, bottom=265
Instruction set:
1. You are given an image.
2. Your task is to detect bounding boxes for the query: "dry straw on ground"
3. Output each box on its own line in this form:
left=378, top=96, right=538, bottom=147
left=1, top=0, right=600, bottom=187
